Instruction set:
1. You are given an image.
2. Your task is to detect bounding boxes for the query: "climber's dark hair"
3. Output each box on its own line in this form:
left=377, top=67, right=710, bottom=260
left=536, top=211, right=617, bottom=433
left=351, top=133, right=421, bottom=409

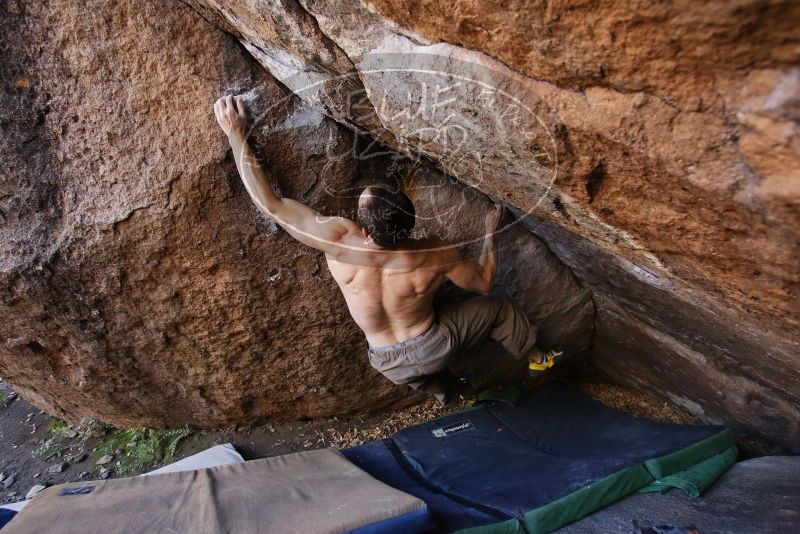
left=357, top=186, right=416, bottom=248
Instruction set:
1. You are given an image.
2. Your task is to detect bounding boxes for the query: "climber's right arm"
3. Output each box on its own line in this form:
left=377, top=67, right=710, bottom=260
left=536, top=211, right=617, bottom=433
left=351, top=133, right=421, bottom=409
left=214, top=95, right=282, bottom=212
left=213, top=95, right=356, bottom=256
left=443, top=203, right=504, bottom=294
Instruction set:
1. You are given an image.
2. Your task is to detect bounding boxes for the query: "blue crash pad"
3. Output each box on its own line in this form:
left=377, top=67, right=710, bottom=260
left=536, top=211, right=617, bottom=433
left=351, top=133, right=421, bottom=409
left=343, top=382, right=734, bottom=532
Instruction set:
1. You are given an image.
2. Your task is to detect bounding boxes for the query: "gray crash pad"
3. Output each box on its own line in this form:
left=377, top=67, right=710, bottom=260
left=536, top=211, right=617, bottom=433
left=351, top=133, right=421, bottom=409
left=558, top=456, right=800, bottom=533
left=2, top=448, right=429, bottom=534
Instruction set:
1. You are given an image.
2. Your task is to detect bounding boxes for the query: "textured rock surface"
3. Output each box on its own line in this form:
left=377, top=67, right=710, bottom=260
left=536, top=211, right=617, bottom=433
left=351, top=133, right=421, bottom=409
left=186, top=0, right=799, bottom=448
left=0, top=0, right=591, bottom=427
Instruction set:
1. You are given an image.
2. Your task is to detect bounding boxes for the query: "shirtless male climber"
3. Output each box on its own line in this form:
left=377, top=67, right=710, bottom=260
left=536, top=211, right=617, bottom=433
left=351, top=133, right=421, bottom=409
left=214, top=95, right=563, bottom=405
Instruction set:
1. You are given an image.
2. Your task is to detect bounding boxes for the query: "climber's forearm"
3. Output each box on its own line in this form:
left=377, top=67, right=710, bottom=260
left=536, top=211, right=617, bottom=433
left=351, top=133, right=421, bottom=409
left=227, top=134, right=282, bottom=215
left=477, top=234, right=498, bottom=288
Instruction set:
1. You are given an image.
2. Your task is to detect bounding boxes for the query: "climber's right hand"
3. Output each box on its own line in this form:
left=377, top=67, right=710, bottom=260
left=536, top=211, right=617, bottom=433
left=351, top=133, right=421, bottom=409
left=213, top=95, right=247, bottom=140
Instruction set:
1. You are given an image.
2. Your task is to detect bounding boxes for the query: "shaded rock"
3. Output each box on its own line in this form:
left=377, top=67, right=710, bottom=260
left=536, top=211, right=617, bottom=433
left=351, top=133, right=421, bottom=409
left=524, top=218, right=800, bottom=450
left=47, top=462, right=67, bottom=475
left=77, top=419, right=107, bottom=439
left=2, top=475, right=15, bottom=489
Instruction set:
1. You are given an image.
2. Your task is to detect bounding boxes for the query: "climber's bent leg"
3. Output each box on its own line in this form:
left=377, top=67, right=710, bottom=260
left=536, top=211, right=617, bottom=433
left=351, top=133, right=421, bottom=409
left=437, top=293, right=539, bottom=360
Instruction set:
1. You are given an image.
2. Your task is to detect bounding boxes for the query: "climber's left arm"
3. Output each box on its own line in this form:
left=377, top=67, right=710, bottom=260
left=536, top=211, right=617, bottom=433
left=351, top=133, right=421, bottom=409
left=214, top=95, right=357, bottom=255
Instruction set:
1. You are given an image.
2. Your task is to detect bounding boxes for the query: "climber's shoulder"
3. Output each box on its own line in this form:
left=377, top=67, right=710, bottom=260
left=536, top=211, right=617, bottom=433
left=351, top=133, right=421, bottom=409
left=408, top=237, right=462, bottom=269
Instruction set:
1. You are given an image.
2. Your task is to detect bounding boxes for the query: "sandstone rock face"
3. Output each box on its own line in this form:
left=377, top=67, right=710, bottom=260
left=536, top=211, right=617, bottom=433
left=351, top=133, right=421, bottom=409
left=185, top=0, right=799, bottom=448
left=0, top=0, right=592, bottom=427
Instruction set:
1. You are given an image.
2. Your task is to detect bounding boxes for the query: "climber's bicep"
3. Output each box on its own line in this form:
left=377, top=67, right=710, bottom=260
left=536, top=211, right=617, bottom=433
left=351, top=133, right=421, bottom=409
left=269, top=198, right=356, bottom=253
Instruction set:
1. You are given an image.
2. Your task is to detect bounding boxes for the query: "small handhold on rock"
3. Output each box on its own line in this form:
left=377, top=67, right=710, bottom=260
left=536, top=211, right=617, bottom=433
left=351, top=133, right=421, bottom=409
left=98, top=467, right=110, bottom=480
left=26, top=484, right=46, bottom=500
left=62, top=429, right=78, bottom=439
left=96, top=454, right=114, bottom=465
left=72, top=453, right=87, bottom=463
left=2, top=475, right=15, bottom=489
left=48, top=462, right=67, bottom=474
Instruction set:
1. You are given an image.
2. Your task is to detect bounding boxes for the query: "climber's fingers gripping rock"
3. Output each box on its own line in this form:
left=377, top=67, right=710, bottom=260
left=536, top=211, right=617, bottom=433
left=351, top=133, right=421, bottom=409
left=213, top=95, right=247, bottom=139
left=484, top=203, right=506, bottom=235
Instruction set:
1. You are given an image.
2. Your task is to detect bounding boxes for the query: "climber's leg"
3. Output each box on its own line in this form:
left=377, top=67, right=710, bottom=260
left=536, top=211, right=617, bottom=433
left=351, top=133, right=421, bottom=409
left=437, top=293, right=564, bottom=378
left=437, top=293, right=539, bottom=360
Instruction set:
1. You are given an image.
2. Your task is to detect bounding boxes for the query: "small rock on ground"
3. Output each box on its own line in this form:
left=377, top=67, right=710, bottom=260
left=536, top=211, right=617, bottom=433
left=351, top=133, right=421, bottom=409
left=25, top=485, right=46, bottom=500
left=48, top=462, right=68, bottom=474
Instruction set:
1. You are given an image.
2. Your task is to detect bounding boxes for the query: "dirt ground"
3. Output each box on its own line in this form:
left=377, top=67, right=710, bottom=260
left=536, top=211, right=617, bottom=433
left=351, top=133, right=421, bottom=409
left=0, top=375, right=712, bottom=507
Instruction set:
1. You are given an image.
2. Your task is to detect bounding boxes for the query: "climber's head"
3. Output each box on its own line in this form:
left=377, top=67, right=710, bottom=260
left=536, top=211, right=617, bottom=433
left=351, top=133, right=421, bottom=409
left=357, top=186, right=416, bottom=249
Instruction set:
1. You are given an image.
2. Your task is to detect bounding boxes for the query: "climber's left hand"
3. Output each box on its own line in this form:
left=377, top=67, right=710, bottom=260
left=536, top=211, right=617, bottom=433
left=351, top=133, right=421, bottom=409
left=484, top=203, right=506, bottom=234
left=214, top=95, right=247, bottom=140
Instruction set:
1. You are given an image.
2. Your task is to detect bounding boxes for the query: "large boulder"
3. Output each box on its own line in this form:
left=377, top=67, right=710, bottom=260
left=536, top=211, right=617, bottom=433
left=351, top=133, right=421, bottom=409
left=185, top=0, right=799, bottom=448
left=0, top=0, right=591, bottom=427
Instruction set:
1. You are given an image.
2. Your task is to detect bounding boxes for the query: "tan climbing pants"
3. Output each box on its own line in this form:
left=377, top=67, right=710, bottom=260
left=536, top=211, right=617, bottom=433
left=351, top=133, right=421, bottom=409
left=367, top=293, right=538, bottom=404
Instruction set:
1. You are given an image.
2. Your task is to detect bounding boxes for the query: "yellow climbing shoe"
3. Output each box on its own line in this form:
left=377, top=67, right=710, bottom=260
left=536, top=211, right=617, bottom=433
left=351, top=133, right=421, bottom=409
left=528, top=350, right=564, bottom=377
